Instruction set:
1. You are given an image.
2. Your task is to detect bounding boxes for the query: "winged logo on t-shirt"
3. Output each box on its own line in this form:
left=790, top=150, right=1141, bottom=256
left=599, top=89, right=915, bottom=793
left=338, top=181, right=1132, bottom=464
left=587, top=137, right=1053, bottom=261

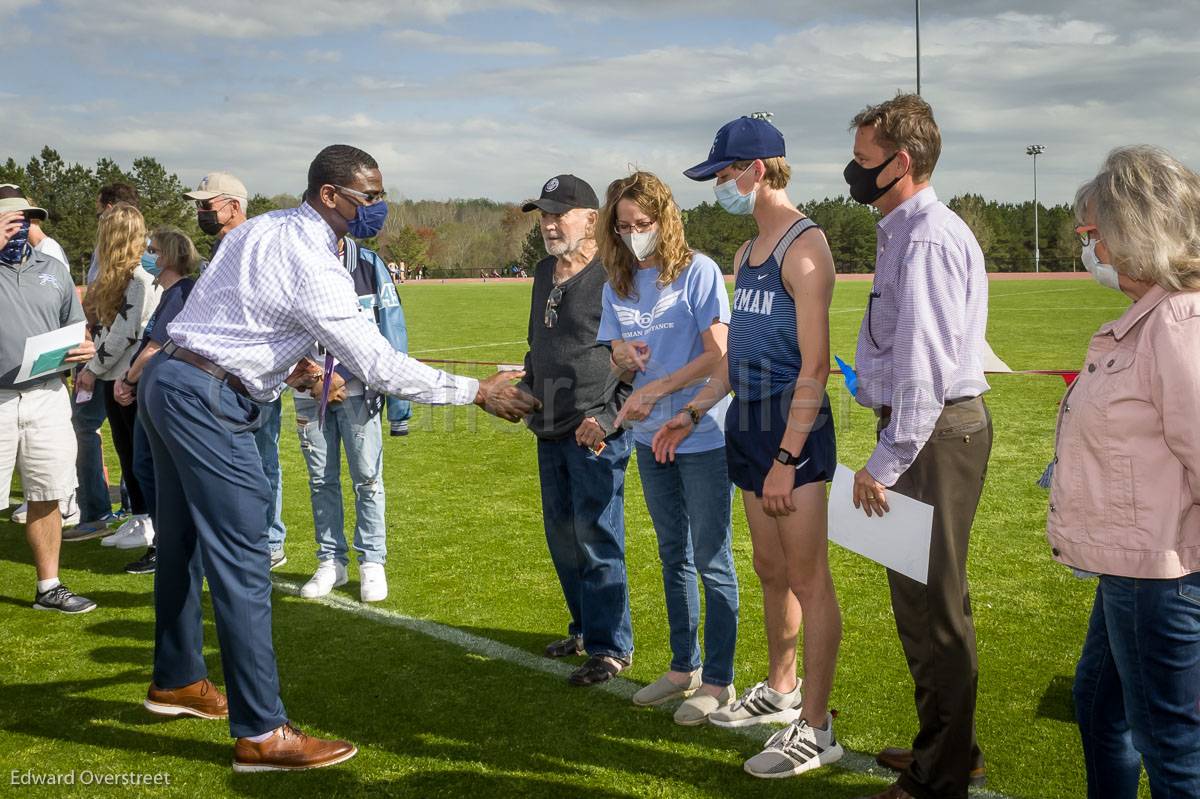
left=614, top=288, right=683, bottom=330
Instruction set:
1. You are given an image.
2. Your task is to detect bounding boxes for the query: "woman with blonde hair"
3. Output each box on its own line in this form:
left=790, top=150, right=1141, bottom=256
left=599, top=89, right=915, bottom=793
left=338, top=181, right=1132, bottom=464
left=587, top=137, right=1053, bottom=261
left=76, top=203, right=162, bottom=550
left=600, top=171, right=739, bottom=725
left=1049, top=145, right=1200, bottom=798
left=112, top=226, right=199, bottom=573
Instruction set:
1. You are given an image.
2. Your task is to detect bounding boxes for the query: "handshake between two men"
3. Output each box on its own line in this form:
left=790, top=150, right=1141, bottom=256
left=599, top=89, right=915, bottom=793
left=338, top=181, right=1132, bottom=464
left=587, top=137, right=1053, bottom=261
left=285, top=357, right=541, bottom=423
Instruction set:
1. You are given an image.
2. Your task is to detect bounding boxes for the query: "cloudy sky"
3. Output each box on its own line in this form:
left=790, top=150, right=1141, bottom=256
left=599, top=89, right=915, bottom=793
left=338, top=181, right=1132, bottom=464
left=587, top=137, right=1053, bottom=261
left=4, top=1, right=1198, bottom=208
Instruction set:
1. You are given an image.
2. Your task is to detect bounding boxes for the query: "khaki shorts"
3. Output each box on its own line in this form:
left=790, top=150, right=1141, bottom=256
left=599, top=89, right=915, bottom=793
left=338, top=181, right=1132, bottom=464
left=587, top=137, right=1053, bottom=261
left=0, top=379, right=78, bottom=503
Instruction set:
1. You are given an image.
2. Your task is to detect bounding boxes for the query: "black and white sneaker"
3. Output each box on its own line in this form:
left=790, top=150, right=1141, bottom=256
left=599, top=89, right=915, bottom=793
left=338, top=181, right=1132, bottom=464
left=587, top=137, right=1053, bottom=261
left=744, top=713, right=844, bottom=778
left=125, top=547, right=157, bottom=575
left=269, top=549, right=287, bottom=571
left=33, top=584, right=97, bottom=614
left=709, top=679, right=802, bottom=728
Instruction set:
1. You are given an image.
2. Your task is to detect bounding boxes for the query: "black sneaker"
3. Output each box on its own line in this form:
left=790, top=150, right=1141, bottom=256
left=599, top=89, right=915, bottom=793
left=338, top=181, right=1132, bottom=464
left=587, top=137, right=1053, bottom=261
left=544, top=635, right=585, bottom=658
left=269, top=549, right=287, bottom=571
left=125, top=547, right=157, bottom=574
left=33, top=583, right=97, bottom=614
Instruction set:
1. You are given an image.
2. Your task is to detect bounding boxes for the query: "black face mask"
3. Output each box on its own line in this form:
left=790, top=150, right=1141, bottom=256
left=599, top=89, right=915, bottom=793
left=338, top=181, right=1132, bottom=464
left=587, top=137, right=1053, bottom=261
left=844, top=153, right=901, bottom=205
left=197, top=209, right=223, bottom=236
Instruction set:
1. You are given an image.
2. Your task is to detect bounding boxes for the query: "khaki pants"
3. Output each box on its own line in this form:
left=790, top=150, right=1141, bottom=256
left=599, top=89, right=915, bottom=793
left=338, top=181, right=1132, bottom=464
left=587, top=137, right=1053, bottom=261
left=880, top=397, right=992, bottom=799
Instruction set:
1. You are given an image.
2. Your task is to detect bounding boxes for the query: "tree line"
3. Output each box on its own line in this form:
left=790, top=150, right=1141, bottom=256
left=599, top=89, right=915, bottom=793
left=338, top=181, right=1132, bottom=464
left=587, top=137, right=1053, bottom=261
left=2, top=146, right=1080, bottom=282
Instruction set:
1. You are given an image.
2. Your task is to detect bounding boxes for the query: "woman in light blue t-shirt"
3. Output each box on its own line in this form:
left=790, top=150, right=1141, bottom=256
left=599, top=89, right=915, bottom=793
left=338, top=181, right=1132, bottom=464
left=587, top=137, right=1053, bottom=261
left=598, top=171, right=739, bottom=725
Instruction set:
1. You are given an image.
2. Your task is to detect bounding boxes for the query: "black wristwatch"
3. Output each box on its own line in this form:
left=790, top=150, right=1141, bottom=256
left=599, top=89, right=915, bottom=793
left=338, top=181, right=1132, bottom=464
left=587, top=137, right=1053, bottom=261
left=774, top=447, right=802, bottom=466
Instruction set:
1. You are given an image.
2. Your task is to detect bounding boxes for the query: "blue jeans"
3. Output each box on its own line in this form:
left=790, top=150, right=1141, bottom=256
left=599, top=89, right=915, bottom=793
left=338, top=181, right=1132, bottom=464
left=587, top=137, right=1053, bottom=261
left=635, top=444, right=738, bottom=686
left=140, top=353, right=287, bottom=738
left=1074, top=572, right=1200, bottom=798
left=293, top=394, right=386, bottom=565
left=71, top=381, right=111, bottom=521
left=254, top=397, right=287, bottom=554
left=536, top=431, right=634, bottom=661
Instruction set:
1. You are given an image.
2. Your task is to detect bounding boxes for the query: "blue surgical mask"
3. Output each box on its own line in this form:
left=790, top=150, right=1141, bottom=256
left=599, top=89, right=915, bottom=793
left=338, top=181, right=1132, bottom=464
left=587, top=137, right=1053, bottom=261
left=141, top=251, right=160, bottom=276
left=347, top=200, right=388, bottom=239
left=0, top=219, right=31, bottom=265
left=713, top=164, right=757, bottom=215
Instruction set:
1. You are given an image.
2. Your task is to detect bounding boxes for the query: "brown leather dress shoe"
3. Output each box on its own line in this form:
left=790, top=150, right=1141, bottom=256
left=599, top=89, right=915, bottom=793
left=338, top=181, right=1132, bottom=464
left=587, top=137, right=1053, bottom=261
left=875, top=747, right=987, bottom=786
left=143, top=678, right=229, bottom=719
left=232, top=722, right=357, bottom=773
left=857, top=783, right=914, bottom=799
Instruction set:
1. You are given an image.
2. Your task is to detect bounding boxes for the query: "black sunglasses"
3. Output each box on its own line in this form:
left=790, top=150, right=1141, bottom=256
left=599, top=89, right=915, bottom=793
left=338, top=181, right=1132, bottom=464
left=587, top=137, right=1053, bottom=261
left=544, top=285, right=563, bottom=328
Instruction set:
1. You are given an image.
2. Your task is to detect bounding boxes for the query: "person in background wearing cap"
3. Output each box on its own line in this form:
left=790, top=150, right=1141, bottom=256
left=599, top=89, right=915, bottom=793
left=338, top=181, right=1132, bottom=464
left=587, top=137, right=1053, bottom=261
left=666, top=115, right=843, bottom=778
left=500, top=174, right=635, bottom=686
left=184, top=172, right=292, bottom=568
left=844, top=94, right=991, bottom=799
left=2, top=187, right=80, bottom=527
left=188, top=171, right=249, bottom=259
left=0, top=186, right=97, bottom=613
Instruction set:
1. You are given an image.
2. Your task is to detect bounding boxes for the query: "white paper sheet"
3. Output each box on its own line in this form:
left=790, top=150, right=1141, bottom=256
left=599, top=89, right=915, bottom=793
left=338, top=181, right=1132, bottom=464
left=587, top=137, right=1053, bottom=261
left=14, top=321, right=87, bottom=384
left=827, top=463, right=934, bottom=584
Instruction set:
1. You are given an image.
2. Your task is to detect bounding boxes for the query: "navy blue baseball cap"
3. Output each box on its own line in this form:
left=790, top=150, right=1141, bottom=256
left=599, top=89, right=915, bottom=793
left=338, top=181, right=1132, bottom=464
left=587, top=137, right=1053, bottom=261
left=684, top=116, right=787, bottom=181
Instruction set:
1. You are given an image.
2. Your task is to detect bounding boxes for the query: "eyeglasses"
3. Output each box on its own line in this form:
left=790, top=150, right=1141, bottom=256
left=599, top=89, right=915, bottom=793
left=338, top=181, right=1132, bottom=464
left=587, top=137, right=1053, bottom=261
left=544, top=285, right=563, bottom=328
left=1075, top=224, right=1100, bottom=246
left=334, top=185, right=388, bottom=205
left=196, top=197, right=236, bottom=212
left=614, top=219, right=656, bottom=235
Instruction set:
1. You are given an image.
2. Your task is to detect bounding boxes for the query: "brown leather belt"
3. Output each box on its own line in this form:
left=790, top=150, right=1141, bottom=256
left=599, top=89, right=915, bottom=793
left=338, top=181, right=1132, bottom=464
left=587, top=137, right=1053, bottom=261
left=878, top=395, right=980, bottom=418
left=163, top=342, right=250, bottom=398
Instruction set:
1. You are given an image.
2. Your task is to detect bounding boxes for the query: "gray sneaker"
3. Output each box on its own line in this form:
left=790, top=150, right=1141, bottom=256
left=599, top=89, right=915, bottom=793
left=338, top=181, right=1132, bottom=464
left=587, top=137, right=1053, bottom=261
left=33, top=583, right=97, bottom=614
left=269, top=549, right=287, bottom=571
left=62, top=520, right=114, bottom=542
left=744, top=714, right=843, bottom=778
left=632, top=670, right=701, bottom=707
left=709, top=679, right=802, bottom=728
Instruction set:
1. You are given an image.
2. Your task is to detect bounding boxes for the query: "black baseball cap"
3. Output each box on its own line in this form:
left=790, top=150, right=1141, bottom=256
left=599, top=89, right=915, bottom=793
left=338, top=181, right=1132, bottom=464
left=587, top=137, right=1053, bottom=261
left=684, top=116, right=787, bottom=181
left=521, top=174, right=599, bottom=214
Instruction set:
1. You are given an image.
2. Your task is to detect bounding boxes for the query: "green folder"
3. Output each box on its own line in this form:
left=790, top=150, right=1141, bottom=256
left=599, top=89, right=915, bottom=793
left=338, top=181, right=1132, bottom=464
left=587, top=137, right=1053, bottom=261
left=30, top=345, right=73, bottom=378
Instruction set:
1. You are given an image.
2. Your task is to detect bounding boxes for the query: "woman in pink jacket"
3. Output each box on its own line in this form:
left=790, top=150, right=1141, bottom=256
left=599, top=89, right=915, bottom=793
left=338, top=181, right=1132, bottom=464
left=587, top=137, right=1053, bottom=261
left=1048, top=145, right=1200, bottom=798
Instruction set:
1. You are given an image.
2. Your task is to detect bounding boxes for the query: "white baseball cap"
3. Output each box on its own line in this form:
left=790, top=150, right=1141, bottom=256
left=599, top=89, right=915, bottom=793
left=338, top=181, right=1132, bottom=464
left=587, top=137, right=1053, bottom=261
left=184, top=172, right=248, bottom=203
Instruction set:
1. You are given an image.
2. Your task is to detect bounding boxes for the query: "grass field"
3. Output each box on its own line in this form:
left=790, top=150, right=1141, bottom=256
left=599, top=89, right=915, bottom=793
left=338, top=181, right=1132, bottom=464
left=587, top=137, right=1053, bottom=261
left=0, top=278, right=1145, bottom=798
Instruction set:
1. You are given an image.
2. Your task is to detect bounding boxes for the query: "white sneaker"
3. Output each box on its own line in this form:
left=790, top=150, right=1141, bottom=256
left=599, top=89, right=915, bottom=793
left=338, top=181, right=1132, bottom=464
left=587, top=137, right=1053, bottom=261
left=744, top=713, right=843, bottom=778
left=102, top=515, right=149, bottom=548
left=11, top=497, right=80, bottom=526
left=115, top=515, right=154, bottom=549
left=359, top=562, right=388, bottom=602
left=300, top=561, right=348, bottom=599
left=709, top=679, right=802, bottom=728
left=61, top=494, right=80, bottom=527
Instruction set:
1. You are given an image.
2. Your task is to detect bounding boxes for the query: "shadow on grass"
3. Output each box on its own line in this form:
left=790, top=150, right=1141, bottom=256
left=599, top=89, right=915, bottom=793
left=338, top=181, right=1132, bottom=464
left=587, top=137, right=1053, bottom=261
left=0, top=668, right=231, bottom=768
left=1036, top=675, right=1076, bottom=724
left=0, top=544, right=880, bottom=797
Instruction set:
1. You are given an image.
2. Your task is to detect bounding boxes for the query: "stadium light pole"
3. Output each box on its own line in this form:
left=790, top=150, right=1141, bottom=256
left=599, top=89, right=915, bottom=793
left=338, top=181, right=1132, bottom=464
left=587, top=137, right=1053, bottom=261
left=915, top=0, right=921, bottom=94
left=1026, top=144, right=1045, bottom=273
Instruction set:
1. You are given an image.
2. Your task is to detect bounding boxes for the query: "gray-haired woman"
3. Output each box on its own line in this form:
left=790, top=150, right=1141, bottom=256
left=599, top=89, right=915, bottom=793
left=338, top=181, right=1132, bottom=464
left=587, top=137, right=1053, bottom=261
left=1048, top=145, right=1200, bottom=798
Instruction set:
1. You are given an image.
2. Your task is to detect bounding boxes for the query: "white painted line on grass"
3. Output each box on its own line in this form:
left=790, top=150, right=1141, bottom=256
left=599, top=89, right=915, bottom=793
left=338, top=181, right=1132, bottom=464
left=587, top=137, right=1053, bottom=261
left=273, top=578, right=1019, bottom=799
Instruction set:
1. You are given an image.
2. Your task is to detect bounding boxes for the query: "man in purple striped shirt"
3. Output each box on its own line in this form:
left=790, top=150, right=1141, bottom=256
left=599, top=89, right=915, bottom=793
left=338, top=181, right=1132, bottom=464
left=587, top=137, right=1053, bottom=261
left=845, top=95, right=993, bottom=799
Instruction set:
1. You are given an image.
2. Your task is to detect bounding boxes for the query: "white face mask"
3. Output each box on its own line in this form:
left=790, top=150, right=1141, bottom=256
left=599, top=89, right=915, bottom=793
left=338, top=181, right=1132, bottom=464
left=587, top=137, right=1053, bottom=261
left=621, top=228, right=659, bottom=261
left=1081, top=240, right=1122, bottom=291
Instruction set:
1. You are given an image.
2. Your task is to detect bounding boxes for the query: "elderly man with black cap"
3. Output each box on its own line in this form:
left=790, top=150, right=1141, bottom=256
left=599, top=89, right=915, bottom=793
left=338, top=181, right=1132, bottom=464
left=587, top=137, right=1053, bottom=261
left=0, top=185, right=97, bottom=613
left=503, top=174, right=635, bottom=686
